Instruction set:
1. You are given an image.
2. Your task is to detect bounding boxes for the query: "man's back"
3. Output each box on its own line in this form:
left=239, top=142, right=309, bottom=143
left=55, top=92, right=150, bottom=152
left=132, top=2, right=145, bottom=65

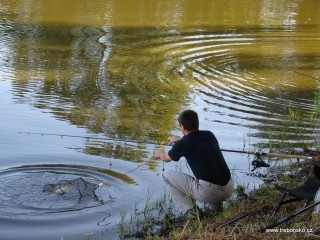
left=168, top=130, right=231, bottom=186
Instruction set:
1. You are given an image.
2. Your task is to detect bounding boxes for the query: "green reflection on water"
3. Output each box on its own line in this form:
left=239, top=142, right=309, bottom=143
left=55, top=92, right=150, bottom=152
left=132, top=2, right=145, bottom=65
left=2, top=0, right=320, bottom=160
left=1, top=0, right=320, bottom=27
left=7, top=23, right=190, bottom=143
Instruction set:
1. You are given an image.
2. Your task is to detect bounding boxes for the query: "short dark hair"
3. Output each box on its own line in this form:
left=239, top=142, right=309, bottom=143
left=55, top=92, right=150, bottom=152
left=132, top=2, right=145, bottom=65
left=178, top=110, right=199, bottom=131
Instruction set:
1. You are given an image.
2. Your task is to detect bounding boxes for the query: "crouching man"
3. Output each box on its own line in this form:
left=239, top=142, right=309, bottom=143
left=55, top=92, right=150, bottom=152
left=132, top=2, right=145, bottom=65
left=153, top=110, right=233, bottom=220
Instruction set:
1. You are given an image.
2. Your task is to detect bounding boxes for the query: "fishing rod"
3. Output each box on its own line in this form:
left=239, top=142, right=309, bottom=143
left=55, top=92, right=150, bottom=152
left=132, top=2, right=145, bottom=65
left=214, top=211, right=249, bottom=229
left=221, top=149, right=314, bottom=160
left=260, top=201, right=320, bottom=232
left=214, top=200, right=320, bottom=232
left=19, top=131, right=315, bottom=160
left=18, top=131, right=168, bottom=147
left=99, top=159, right=154, bottom=187
left=99, top=143, right=167, bottom=187
left=289, top=68, right=320, bottom=81
left=277, top=65, right=320, bottom=81
left=19, top=131, right=167, bottom=187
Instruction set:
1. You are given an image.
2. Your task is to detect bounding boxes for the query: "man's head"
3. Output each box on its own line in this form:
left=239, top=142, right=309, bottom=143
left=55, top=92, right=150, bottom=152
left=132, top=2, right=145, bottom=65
left=178, top=110, right=199, bottom=133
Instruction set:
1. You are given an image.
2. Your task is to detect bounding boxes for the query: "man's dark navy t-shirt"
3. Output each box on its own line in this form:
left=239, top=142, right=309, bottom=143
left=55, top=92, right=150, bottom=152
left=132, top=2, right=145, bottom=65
left=168, top=130, right=231, bottom=186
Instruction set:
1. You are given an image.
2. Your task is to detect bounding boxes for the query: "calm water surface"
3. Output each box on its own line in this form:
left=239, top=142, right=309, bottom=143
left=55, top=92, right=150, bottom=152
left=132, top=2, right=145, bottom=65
left=1, top=1, right=320, bottom=239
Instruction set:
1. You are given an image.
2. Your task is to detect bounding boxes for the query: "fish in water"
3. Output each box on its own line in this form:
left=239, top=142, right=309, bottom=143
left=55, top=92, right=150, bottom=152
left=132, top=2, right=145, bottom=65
left=43, top=178, right=103, bottom=197
left=43, top=181, right=74, bottom=195
left=98, top=182, right=110, bottom=187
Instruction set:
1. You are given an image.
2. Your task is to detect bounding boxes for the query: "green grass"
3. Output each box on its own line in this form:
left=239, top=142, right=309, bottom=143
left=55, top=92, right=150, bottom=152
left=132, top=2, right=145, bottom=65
left=118, top=159, right=320, bottom=239
left=114, top=93, right=320, bottom=239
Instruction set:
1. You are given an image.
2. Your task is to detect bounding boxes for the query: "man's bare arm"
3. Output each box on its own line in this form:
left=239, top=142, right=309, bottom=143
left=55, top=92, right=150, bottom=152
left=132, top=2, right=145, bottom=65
left=153, top=149, right=172, bottom=162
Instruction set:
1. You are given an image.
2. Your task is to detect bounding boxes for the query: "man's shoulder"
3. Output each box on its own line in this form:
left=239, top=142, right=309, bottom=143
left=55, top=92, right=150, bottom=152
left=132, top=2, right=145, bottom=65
left=198, top=130, right=214, bottom=137
left=199, top=130, right=213, bottom=134
left=183, top=130, right=215, bottom=141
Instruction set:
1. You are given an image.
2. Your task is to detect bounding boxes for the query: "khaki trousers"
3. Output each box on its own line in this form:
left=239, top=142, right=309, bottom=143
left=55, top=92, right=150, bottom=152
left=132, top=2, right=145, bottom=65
left=162, top=169, right=233, bottom=212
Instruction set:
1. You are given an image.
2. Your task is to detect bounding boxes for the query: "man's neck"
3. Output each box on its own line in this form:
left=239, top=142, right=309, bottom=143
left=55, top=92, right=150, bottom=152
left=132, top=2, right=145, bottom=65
left=183, top=129, right=198, bottom=136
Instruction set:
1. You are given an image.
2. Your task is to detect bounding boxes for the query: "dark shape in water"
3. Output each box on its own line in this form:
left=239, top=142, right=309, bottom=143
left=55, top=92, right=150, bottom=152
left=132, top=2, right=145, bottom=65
left=43, top=177, right=100, bottom=201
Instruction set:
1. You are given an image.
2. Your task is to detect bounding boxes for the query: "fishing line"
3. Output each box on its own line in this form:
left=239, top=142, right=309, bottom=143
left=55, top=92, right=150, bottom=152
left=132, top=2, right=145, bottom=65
left=288, top=68, right=320, bottom=81
left=19, top=131, right=169, bottom=148
left=20, top=130, right=314, bottom=182
left=295, top=71, right=320, bottom=81
left=20, top=131, right=168, bottom=194
left=99, top=159, right=154, bottom=187
left=19, top=131, right=314, bottom=160
left=21, top=131, right=315, bottom=202
left=221, top=148, right=314, bottom=160
left=19, top=131, right=168, bottom=175
left=100, top=142, right=166, bottom=187
left=42, top=152, right=163, bottom=201
left=272, top=63, right=320, bottom=81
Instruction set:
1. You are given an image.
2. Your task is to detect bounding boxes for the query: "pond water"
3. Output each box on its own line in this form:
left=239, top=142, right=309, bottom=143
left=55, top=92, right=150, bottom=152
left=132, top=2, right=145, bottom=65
left=1, top=0, right=320, bottom=239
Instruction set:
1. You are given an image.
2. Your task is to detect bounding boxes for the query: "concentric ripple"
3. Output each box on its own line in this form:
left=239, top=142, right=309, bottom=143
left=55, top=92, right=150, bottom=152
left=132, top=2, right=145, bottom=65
left=106, top=26, right=320, bottom=142
left=0, top=164, right=124, bottom=217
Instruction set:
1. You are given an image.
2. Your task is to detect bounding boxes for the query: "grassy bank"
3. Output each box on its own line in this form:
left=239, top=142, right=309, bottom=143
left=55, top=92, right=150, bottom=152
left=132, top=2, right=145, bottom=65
left=118, top=159, right=320, bottom=240
left=117, top=101, right=320, bottom=239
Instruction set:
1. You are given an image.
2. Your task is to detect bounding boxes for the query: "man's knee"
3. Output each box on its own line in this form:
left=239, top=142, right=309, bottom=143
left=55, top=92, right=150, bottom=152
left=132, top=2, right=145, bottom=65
left=162, top=169, right=170, bottom=182
left=162, top=169, right=175, bottom=183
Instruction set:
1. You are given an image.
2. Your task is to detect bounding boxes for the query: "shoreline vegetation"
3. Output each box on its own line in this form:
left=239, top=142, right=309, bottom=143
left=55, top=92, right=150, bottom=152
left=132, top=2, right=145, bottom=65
left=115, top=97, right=320, bottom=239
left=118, top=157, right=320, bottom=240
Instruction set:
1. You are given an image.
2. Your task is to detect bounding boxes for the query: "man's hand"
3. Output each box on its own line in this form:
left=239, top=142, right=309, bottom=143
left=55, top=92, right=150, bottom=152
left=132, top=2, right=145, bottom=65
left=167, top=135, right=181, bottom=145
left=153, top=149, right=163, bottom=159
left=153, top=149, right=172, bottom=162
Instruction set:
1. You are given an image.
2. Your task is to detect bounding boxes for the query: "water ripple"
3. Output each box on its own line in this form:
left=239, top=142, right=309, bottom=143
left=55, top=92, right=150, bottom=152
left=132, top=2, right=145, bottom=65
left=132, top=28, right=320, bottom=137
left=0, top=164, right=125, bottom=217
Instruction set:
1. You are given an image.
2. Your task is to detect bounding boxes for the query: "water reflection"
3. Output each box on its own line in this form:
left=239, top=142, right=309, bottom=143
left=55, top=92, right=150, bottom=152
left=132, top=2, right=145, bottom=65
left=6, top=23, right=189, bottom=143
left=1, top=1, right=320, bottom=239
left=6, top=23, right=320, bottom=150
left=0, top=164, right=134, bottom=216
left=2, top=0, right=319, bottom=27
left=1, top=1, right=320, bottom=153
